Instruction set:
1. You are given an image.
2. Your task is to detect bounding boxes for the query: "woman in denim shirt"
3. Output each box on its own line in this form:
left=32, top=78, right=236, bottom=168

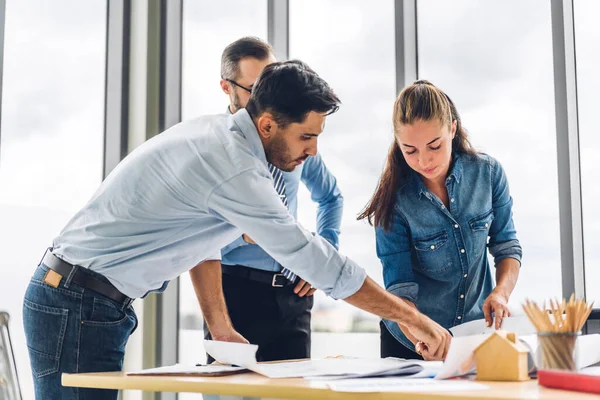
left=359, top=81, right=522, bottom=359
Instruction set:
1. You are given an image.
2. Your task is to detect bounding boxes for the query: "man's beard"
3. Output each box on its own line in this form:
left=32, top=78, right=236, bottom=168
left=266, top=134, right=296, bottom=172
left=231, top=90, right=243, bottom=113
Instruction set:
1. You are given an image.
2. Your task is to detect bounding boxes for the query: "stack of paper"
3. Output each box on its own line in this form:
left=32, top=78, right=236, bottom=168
left=203, top=340, right=442, bottom=379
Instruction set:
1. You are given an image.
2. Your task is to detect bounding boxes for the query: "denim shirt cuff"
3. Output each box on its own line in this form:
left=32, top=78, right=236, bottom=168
left=387, top=282, right=419, bottom=304
left=489, top=239, right=523, bottom=266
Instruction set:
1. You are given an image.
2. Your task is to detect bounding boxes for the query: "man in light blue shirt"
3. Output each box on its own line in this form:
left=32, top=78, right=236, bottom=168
left=22, top=59, right=451, bottom=400
left=191, top=37, right=343, bottom=362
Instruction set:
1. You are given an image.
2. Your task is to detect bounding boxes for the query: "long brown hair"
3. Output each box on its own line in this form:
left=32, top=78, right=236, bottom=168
left=358, top=80, right=476, bottom=231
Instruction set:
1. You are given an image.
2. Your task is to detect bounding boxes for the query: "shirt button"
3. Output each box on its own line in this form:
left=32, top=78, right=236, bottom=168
left=464, top=274, right=468, bottom=278
left=454, top=224, right=459, bottom=228
left=441, top=205, right=445, bottom=209
left=450, top=198, right=455, bottom=203
left=485, top=223, right=489, bottom=228
left=457, top=316, right=462, bottom=320
left=460, top=249, right=465, bottom=253
left=430, top=245, right=435, bottom=250
left=460, top=294, right=465, bottom=299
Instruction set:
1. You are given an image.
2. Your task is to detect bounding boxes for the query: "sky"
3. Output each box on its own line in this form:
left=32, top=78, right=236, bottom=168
left=1, top=0, right=599, bottom=398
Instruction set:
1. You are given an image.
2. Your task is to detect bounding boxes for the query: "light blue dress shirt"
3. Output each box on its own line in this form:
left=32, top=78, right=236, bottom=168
left=51, top=110, right=366, bottom=299
left=221, top=152, right=343, bottom=273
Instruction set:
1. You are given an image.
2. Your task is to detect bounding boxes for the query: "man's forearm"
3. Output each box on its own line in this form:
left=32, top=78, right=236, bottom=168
left=398, top=301, right=420, bottom=345
left=494, top=258, right=520, bottom=299
left=344, top=277, right=419, bottom=326
left=189, top=260, right=233, bottom=333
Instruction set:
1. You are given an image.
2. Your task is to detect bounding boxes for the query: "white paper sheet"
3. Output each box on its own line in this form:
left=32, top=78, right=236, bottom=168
left=449, top=315, right=536, bottom=337
left=204, top=340, right=438, bottom=379
left=581, top=366, right=600, bottom=376
left=327, top=377, right=489, bottom=393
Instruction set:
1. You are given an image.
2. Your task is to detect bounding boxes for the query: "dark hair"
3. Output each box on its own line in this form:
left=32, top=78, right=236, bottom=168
left=358, top=80, right=476, bottom=231
left=245, top=60, right=340, bottom=128
left=221, top=37, right=274, bottom=80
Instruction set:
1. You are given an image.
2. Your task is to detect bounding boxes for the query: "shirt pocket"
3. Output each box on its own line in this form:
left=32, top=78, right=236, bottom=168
left=413, top=230, right=452, bottom=276
left=469, top=210, right=494, bottom=260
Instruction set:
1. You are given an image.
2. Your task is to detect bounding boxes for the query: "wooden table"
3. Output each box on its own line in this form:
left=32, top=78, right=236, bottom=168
left=62, top=371, right=600, bottom=399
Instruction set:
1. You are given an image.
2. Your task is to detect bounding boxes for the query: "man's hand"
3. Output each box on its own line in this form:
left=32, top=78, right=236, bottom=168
left=210, top=326, right=249, bottom=344
left=404, top=313, right=452, bottom=361
left=483, top=289, right=511, bottom=329
left=294, top=279, right=317, bottom=297
left=242, top=234, right=256, bottom=244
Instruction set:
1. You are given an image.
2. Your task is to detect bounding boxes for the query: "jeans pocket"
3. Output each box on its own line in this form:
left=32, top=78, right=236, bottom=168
left=23, top=299, right=68, bottom=378
left=83, top=296, right=128, bottom=326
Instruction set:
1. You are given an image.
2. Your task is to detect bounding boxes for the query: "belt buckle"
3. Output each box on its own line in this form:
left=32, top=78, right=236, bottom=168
left=271, top=273, right=285, bottom=287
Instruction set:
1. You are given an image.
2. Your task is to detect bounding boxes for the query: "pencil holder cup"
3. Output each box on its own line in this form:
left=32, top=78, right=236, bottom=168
left=537, top=331, right=580, bottom=371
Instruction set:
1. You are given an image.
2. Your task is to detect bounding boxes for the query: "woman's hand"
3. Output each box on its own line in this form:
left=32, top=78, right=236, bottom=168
left=483, top=289, right=511, bottom=329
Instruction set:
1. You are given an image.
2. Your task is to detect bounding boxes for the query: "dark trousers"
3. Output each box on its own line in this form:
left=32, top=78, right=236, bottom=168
left=380, top=321, right=423, bottom=360
left=205, top=271, right=313, bottom=363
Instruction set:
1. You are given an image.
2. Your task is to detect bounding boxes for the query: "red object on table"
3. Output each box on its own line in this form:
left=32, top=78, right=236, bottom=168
left=538, top=369, right=600, bottom=394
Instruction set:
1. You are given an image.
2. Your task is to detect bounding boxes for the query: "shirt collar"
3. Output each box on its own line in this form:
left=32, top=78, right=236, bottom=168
left=229, top=109, right=268, bottom=166
left=412, top=152, right=463, bottom=199
left=448, top=152, right=462, bottom=184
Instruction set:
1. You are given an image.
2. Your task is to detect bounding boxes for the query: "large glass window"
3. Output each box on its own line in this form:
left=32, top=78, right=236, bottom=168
left=178, top=0, right=267, bottom=372
left=417, top=1, right=561, bottom=305
left=289, top=0, right=395, bottom=349
left=181, top=0, right=267, bottom=120
left=0, top=1, right=106, bottom=397
left=574, top=0, right=600, bottom=305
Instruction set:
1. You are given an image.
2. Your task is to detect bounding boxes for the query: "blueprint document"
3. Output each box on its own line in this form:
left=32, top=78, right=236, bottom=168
left=203, top=340, right=442, bottom=379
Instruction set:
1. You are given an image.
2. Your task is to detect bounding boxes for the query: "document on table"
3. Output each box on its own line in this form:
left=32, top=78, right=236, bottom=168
left=327, top=377, right=489, bottom=393
left=127, top=363, right=247, bottom=377
left=449, top=315, right=536, bottom=337
left=203, top=340, right=441, bottom=379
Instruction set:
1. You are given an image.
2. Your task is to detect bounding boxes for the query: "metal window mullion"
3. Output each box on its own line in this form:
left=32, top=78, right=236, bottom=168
left=156, top=2, right=182, bottom=400
left=268, top=0, right=289, bottom=60
left=104, top=0, right=130, bottom=178
left=551, top=0, right=586, bottom=302
left=395, top=0, right=417, bottom=94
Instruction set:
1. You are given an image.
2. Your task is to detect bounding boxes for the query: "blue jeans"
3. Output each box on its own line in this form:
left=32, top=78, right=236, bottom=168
left=23, top=264, right=138, bottom=400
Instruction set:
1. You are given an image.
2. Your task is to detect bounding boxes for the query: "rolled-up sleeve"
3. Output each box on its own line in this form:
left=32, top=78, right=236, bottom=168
left=207, top=168, right=366, bottom=299
left=488, top=159, right=523, bottom=266
left=375, top=208, right=418, bottom=304
left=301, top=153, right=344, bottom=249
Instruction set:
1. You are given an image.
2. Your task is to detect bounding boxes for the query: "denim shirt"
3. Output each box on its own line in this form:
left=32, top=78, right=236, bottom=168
left=220, top=152, right=343, bottom=272
left=376, top=152, right=522, bottom=351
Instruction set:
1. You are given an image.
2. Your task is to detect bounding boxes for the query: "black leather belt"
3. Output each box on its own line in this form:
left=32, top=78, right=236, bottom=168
left=221, top=264, right=295, bottom=287
left=41, top=251, right=133, bottom=305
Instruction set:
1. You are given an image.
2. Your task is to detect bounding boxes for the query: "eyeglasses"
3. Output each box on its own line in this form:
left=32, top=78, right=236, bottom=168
left=223, top=78, right=252, bottom=93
